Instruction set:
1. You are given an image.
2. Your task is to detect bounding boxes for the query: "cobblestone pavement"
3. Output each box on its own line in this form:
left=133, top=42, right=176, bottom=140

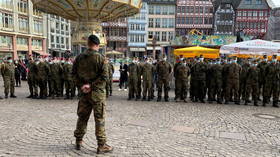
left=0, top=80, right=280, bottom=157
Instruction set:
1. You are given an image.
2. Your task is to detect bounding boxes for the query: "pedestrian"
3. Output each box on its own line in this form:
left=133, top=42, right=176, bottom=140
left=14, top=60, right=21, bottom=87
left=105, top=58, right=114, bottom=97
left=0, top=57, right=17, bottom=98
left=72, top=35, right=113, bottom=154
left=156, top=56, right=172, bottom=102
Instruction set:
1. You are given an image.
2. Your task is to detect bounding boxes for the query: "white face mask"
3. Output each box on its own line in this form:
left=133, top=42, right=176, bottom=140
left=8, top=60, right=13, bottom=63
left=163, top=58, right=167, bottom=61
left=35, top=61, right=40, bottom=65
left=199, top=58, right=204, bottom=62
left=49, top=61, right=53, bottom=65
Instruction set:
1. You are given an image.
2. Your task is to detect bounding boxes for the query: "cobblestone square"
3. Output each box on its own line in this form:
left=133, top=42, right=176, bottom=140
left=0, top=81, right=280, bottom=157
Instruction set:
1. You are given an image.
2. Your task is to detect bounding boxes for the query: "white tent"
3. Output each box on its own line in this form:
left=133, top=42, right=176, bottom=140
left=267, top=0, right=280, bottom=9
left=220, top=39, right=280, bottom=55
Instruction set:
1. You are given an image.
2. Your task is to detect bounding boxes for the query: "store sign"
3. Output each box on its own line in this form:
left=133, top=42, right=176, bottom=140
left=130, top=47, right=146, bottom=52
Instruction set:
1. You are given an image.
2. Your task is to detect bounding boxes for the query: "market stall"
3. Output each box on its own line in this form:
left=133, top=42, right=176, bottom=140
left=174, top=46, right=220, bottom=59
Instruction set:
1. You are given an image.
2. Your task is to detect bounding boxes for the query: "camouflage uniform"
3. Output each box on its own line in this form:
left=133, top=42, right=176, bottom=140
left=73, top=49, right=108, bottom=146
left=63, top=63, right=75, bottom=99
left=245, top=65, right=259, bottom=105
left=136, top=63, right=142, bottom=99
left=49, top=63, right=63, bottom=97
left=263, top=62, right=280, bottom=106
left=1, top=63, right=15, bottom=97
left=156, top=60, right=172, bottom=101
left=191, top=62, right=207, bottom=102
left=239, top=63, right=250, bottom=100
left=208, top=63, right=223, bottom=104
left=141, top=62, right=154, bottom=100
left=174, top=63, right=190, bottom=102
left=27, top=61, right=38, bottom=97
left=36, top=62, right=50, bottom=99
left=224, top=63, right=241, bottom=104
left=128, top=62, right=139, bottom=100
left=105, top=63, right=114, bottom=97
left=257, top=61, right=268, bottom=99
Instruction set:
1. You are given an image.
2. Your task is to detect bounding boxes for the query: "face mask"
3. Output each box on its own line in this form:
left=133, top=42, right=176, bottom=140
left=61, top=60, right=65, bottom=63
left=253, top=64, right=258, bottom=67
left=15, top=61, right=18, bottom=64
left=180, top=58, right=184, bottom=61
left=49, top=61, right=53, bottom=65
left=272, top=59, right=277, bottom=63
left=163, top=58, right=167, bottom=61
left=8, top=60, right=13, bottom=63
left=35, top=61, right=40, bottom=65
left=183, top=63, right=187, bottom=66
left=264, top=59, right=268, bottom=62
left=232, top=60, right=237, bottom=63
left=199, top=58, right=204, bottom=62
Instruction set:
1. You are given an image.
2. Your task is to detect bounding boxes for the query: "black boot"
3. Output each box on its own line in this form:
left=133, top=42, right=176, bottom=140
left=26, top=95, right=33, bottom=98
left=157, top=97, right=161, bottom=102
left=10, top=95, right=17, bottom=98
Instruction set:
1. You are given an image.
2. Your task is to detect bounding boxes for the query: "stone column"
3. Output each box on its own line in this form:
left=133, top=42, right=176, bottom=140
left=28, top=37, right=32, bottom=57
left=12, top=35, right=18, bottom=60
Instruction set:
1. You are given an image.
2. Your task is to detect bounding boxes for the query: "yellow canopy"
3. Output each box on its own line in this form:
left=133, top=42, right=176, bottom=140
left=174, top=46, right=220, bottom=59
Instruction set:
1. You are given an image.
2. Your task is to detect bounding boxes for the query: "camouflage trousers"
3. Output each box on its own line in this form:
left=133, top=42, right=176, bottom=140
left=175, top=79, right=188, bottom=100
left=245, top=82, right=259, bottom=103
left=128, top=78, right=138, bottom=99
left=106, top=79, right=113, bottom=97
left=263, top=81, right=279, bottom=103
left=142, top=79, right=152, bottom=98
left=28, top=77, right=38, bottom=96
left=74, top=94, right=106, bottom=145
left=65, top=79, right=75, bottom=97
left=3, top=76, right=15, bottom=96
left=225, top=79, right=240, bottom=103
left=157, top=78, right=170, bottom=99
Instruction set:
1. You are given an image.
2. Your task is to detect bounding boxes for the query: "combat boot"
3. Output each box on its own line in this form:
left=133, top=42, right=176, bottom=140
left=183, top=99, right=188, bottom=103
left=175, top=98, right=180, bottom=102
left=26, top=95, right=33, bottom=98
left=273, top=101, right=279, bottom=108
left=165, top=98, right=169, bottom=102
left=10, top=95, right=17, bottom=98
left=75, top=139, right=83, bottom=150
left=97, top=144, right=113, bottom=154
left=254, top=101, right=258, bottom=106
left=0, top=96, right=3, bottom=99
left=142, top=97, right=146, bottom=101
left=157, top=97, right=161, bottom=102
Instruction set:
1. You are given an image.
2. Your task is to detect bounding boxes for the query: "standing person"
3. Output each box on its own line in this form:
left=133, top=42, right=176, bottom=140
left=128, top=58, right=139, bottom=100
left=245, top=60, right=259, bottom=106
left=141, top=58, right=154, bottom=101
left=14, top=60, right=21, bottom=87
left=208, top=59, right=223, bottom=104
left=263, top=55, right=280, bottom=107
left=239, top=59, right=250, bottom=101
left=136, top=58, right=142, bottom=100
left=156, top=56, right=172, bottom=102
left=174, top=59, right=190, bottom=102
left=105, top=58, right=114, bottom=97
left=119, top=61, right=128, bottom=91
left=257, top=55, right=268, bottom=100
left=0, top=57, right=16, bottom=98
left=224, top=57, right=241, bottom=105
left=36, top=57, right=50, bottom=99
left=50, top=57, right=63, bottom=97
left=63, top=58, right=75, bottom=99
left=191, top=55, right=207, bottom=103
left=0, top=59, right=4, bottom=99
left=72, top=35, right=113, bottom=154
left=27, top=58, right=38, bottom=99
left=60, top=58, right=66, bottom=97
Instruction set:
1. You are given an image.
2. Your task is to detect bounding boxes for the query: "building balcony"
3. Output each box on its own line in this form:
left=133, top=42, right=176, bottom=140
left=107, top=36, right=127, bottom=41
left=176, top=24, right=213, bottom=28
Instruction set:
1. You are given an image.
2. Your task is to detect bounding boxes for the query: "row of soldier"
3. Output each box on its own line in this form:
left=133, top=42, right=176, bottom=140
left=126, top=55, right=279, bottom=108
left=0, top=56, right=115, bottom=100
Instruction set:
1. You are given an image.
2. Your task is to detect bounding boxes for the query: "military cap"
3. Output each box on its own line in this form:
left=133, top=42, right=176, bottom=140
left=88, top=35, right=100, bottom=45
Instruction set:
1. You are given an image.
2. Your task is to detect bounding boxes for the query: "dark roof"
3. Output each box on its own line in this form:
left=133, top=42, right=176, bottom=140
left=237, top=0, right=269, bottom=10
left=213, top=0, right=242, bottom=10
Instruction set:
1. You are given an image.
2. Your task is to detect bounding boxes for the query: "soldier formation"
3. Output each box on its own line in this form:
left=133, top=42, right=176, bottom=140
left=126, top=54, right=280, bottom=108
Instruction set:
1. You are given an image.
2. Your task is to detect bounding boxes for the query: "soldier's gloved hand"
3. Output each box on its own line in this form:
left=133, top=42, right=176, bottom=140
left=81, top=84, right=91, bottom=94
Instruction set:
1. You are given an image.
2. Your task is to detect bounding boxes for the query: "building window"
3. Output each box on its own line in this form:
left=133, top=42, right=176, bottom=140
left=136, top=24, right=140, bottom=30
left=162, top=32, right=167, bottom=41
left=33, top=20, right=43, bottom=34
left=56, top=36, right=60, bottom=43
left=16, top=37, right=27, bottom=45
left=256, top=0, right=262, bottom=5
left=18, top=0, right=28, bottom=13
left=162, top=6, right=168, bottom=15
left=148, top=31, right=153, bottom=39
left=61, top=37, right=64, bottom=44
left=18, top=17, right=28, bottom=32
left=168, top=32, right=174, bottom=41
left=140, top=35, right=144, bottom=42
left=149, top=5, right=154, bottom=14
left=155, top=6, right=161, bottom=14
left=33, top=9, right=43, bottom=16
left=51, top=35, right=54, bottom=43
left=253, top=11, right=258, bottom=17
left=0, top=12, right=13, bottom=29
left=32, top=39, right=42, bottom=47
left=148, top=18, right=154, bottom=28
left=130, top=24, right=135, bottom=30
left=162, top=18, right=168, bottom=28
left=169, top=6, right=175, bottom=15
left=155, top=18, right=161, bottom=28
left=0, top=0, right=13, bottom=9
left=0, top=35, right=12, bottom=47
left=155, top=32, right=160, bottom=41
left=245, top=0, right=252, bottom=5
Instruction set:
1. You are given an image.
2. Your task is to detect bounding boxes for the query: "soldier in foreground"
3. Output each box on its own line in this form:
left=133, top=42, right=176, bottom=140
left=72, top=35, right=113, bottom=154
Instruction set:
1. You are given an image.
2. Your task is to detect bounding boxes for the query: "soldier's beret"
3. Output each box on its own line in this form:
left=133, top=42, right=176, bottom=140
left=88, top=35, right=100, bottom=45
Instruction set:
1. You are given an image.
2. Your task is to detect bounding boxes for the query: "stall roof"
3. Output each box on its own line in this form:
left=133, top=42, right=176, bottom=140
left=267, top=0, right=280, bottom=9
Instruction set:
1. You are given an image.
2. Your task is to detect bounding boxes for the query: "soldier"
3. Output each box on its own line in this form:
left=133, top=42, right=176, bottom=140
left=263, top=55, right=280, bottom=107
left=224, top=57, right=241, bottom=104
left=245, top=60, right=259, bottom=106
left=128, top=58, right=139, bottom=100
left=63, top=58, right=75, bottom=99
left=156, top=56, right=172, bottom=102
left=27, top=57, right=38, bottom=99
left=105, top=58, right=114, bottom=97
left=0, top=59, right=4, bottom=99
left=36, top=57, right=50, bottom=99
left=174, top=59, right=190, bottom=102
left=60, top=58, right=65, bottom=96
left=141, top=58, right=154, bottom=101
left=191, top=55, right=207, bottom=103
left=257, top=55, right=268, bottom=100
left=50, top=57, right=63, bottom=97
left=136, top=58, right=142, bottom=100
left=206, top=60, right=214, bottom=102
left=0, top=57, right=16, bottom=98
left=73, top=35, right=113, bottom=154
left=239, top=59, right=250, bottom=101
left=208, top=59, right=223, bottom=104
